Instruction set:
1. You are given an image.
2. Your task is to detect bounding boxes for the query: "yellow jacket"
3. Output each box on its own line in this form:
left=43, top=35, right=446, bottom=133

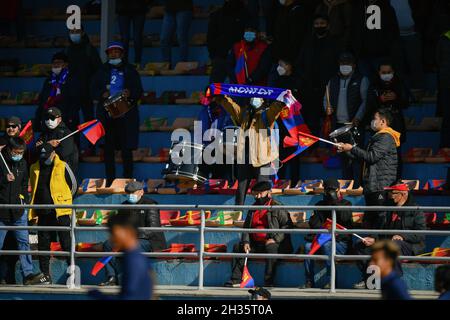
left=29, top=154, right=76, bottom=220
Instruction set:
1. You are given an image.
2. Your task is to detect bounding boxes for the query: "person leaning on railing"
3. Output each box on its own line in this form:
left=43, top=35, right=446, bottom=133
left=352, top=182, right=426, bottom=290
left=224, top=181, right=293, bottom=288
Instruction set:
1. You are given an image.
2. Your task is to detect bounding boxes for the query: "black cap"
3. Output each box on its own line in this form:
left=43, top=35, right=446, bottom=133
left=339, top=52, right=355, bottom=63
left=323, top=178, right=340, bottom=190
left=251, top=181, right=272, bottom=192
left=52, top=51, right=68, bottom=62
left=125, top=181, right=144, bottom=193
left=39, top=143, right=54, bottom=159
left=6, top=116, right=21, bottom=127
left=248, top=287, right=271, bottom=299
left=46, top=107, right=62, bottom=118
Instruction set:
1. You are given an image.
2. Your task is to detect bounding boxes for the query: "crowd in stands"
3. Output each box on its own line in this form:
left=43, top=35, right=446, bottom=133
left=0, top=0, right=449, bottom=299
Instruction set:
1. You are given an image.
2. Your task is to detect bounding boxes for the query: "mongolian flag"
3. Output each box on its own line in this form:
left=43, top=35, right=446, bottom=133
left=309, top=218, right=348, bottom=255
left=91, top=256, right=113, bottom=276
left=240, top=264, right=255, bottom=288
left=78, top=119, right=105, bottom=145
left=19, top=120, right=34, bottom=145
left=234, top=41, right=247, bottom=84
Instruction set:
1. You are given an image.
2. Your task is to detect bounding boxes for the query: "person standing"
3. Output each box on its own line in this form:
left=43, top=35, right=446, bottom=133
left=224, top=181, right=293, bottom=287
left=0, top=138, right=47, bottom=285
left=35, top=107, right=79, bottom=176
left=207, top=0, right=249, bottom=83
left=160, top=0, right=193, bottom=65
left=314, top=0, right=352, bottom=49
left=116, top=0, right=151, bottom=66
left=29, top=143, right=77, bottom=284
left=99, top=181, right=166, bottom=286
left=437, top=28, right=450, bottom=148
left=91, top=42, right=143, bottom=186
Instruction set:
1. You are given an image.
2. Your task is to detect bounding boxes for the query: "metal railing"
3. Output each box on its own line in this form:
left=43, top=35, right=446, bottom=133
left=0, top=204, right=450, bottom=293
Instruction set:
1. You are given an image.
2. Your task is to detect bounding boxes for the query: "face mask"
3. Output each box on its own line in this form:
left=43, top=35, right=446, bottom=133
left=314, top=27, right=328, bottom=36
left=69, top=33, right=82, bottom=43
left=255, top=196, right=270, bottom=205
left=324, top=190, right=339, bottom=204
left=11, top=154, right=23, bottom=162
left=279, top=0, right=286, bottom=4
left=277, top=65, right=286, bottom=76
left=250, top=98, right=263, bottom=108
left=109, top=58, right=122, bottom=66
left=45, top=119, right=59, bottom=129
left=370, top=119, right=380, bottom=132
left=380, top=73, right=394, bottom=82
left=340, top=65, right=353, bottom=76
left=52, top=67, right=62, bottom=75
left=244, top=31, right=256, bottom=42
left=127, top=194, right=140, bottom=204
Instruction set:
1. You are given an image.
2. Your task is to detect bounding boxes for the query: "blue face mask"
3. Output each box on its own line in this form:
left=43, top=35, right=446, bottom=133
left=109, top=58, right=122, bottom=66
left=244, top=31, right=256, bottom=42
left=70, top=33, right=82, bottom=43
left=11, top=154, right=23, bottom=162
left=127, top=194, right=140, bottom=204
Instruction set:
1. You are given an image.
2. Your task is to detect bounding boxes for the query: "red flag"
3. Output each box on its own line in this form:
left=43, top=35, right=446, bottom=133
left=19, top=120, right=33, bottom=145
left=235, top=41, right=247, bottom=84
left=77, top=119, right=105, bottom=145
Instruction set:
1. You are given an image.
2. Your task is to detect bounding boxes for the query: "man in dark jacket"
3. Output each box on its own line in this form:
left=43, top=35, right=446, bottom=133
left=303, top=178, right=353, bottom=289
left=0, top=116, right=22, bottom=147
left=35, top=107, right=79, bottom=176
left=350, top=0, right=400, bottom=78
left=338, top=108, right=400, bottom=230
left=353, top=182, right=425, bottom=289
left=225, top=181, right=293, bottom=287
left=0, top=137, right=47, bottom=285
left=65, top=26, right=102, bottom=123
left=314, top=0, right=352, bottom=49
left=207, top=0, right=249, bottom=83
left=437, top=29, right=450, bottom=148
left=91, top=42, right=143, bottom=185
left=100, top=181, right=166, bottom=286
left=296, top=13, right=340, bottom=136
left=36, top=52, right=81, bottom=132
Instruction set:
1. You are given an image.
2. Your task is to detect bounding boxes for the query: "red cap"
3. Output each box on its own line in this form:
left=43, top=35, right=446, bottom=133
left=384, top=183, right=410, bottom=191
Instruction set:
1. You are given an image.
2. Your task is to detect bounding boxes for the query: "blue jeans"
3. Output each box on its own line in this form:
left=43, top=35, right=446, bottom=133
left=160, top=10, right=193, bottom=64
left=304, top=240, right=348, bottom=286
left=0, top=211, right=34, bottom=277
left=118, top=14, right=146, bottom=64
left=103, top=239, right=152, bottom=279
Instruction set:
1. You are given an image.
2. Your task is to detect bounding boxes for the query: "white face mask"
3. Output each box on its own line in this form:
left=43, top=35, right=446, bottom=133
left=52, top=67, right=62, bottom=75
left=370, top=119, right=380, bottom=132
left=250, top=98, right=263, bottom=109
left=340, top=65, right=353, bottom=76
left=45, top=119, right=59, bottom=129
left=109, top=58, right=122, bottom=66
left=380, top=73, right=394, bottom=82
left=277, top=65, right=286, bottom=76
left=279, top=0, right=286, bottom=5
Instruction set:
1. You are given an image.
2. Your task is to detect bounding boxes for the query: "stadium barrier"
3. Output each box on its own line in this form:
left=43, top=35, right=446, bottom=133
left=0, top=204, right=450, bottom=293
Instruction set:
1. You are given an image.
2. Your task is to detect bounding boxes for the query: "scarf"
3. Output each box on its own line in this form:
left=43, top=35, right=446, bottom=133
left=44, top=68, right=69, bottom=110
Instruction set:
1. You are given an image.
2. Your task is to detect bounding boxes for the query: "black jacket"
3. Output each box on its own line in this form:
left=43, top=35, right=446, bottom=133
left=351, top=131, right=398, bottom=194
left=37, top=122, right=79, bottom=174
left=305, top=198, right=353, bottom=243
left=65, top=33, right=102, bottom=100
left=122, top=197, right=167, bottom=251
left=437, top=34, right=450, bottom=88
left=314, top=0, right=352, bottom=49
left=207, top=3, right=250, bottom=59
left=164, top=0, right=193, bottom=13
left=91, top=62, right=143, bottom=150
left=116, top=0, right=150, bottom=15
left=36, top=70, right=82, bottom=132
left=242, top=199, right=293, bottom=253
left=0, top=149, right=29, bottom=222
left=379, top=194, right=426, bottom=255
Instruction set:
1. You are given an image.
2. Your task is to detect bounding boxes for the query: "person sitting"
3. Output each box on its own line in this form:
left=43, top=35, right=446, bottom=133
left=353, top=182, right=426, bottom=289
left=36, top=52, right=81, bottom=132
left=99, top=181, right=166, bottom=286
left=303, top=178, right=353, bottom=289
left=369, top=240, right=411, bottom=300
left=0, top=116, right=22, bottom=147
left=435, top=265, right=450, bottom=300
left=224, top=181, right=293, bottom=287
left=89, top=213, right=154, bottom=300
left=35, top=107, right=79, bottom=175
left=228, top=24, right=271, bottom=86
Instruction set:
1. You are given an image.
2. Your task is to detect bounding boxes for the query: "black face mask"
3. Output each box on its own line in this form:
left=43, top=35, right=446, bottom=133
left=255, top=196, right=270, bottom=205
left=323, top=190, right=339, bottom=204
left=314, top=27, right=328, bottom=36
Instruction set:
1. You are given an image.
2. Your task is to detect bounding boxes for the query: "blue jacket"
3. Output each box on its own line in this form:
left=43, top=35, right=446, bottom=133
left=381, top=271, right=411, bottom=300
left=438, top=290, right=450, bottom=300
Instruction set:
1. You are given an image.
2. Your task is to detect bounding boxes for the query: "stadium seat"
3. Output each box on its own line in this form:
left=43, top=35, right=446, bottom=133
left=96, top=179, right=136, bottom=194
left=78, top=178, right=106, bottom=194
left=205, top=210, right=242, bottom=227
left=283, top=180, right=323, bottom=195
left=403, top=148, right=433, bottom=163
left=169, top=210, right=211, bottom=226
left=160, top=62, right=199, bottom=76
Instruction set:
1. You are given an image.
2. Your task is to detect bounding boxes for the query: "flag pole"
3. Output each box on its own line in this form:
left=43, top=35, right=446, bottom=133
left=298, top=131, right=340, bottom=147
left=57, top=129, right=80, bottom=143
left=0, top=151, right=12, bottom=175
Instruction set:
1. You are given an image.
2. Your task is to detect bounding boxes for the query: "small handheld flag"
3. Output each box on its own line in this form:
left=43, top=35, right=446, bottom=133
left=78, top=119, right=105, bottom=145
left=91, top=256, right=113, bottom=276
left=19, top=120, right=34, bottom=145
left=240, top=250, right=255, bottom=288
left=235, top=41, right=248, bottom=84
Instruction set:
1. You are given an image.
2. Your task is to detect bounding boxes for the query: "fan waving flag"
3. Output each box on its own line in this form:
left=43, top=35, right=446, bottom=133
left=240, top=265, right=255, bottom=288
left=234, top=41, right=247, bottom=84
left=19, top=120, right=34, bottom=145
left=91, top=256, right=113, bottom=276
left=309, top=218, right=350, bottom=255
left=78, top=119, right=105, bottom=145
